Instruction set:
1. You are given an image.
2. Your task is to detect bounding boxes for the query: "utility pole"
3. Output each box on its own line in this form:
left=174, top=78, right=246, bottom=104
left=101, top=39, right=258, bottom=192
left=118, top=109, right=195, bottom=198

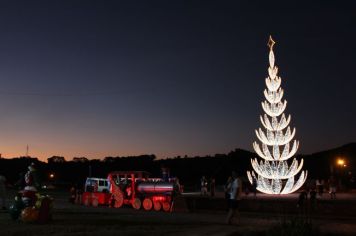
left=26, top=145, right=29, bottom=157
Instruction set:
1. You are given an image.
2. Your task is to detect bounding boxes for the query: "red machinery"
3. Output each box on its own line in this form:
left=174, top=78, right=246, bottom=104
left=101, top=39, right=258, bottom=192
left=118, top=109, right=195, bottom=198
left=108, top=171, right=179, bottom=212
left=82, top=177, right=111, bottom=207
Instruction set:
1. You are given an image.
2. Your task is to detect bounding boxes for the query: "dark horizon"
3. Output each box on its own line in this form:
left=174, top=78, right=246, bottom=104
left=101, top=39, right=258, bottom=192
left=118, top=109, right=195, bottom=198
left=3, top=142, right=355, bottom=162
left=0, top=1, right=355, bottom=161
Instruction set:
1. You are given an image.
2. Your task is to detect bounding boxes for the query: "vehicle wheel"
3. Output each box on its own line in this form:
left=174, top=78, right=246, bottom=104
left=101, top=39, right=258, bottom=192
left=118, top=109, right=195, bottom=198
left=132, top=198, right=141, bottom=210
left=92, top=198, right=98, bottom=207
left=162, top=201, right=171, bottom=212
left=114, top=191, right=124, bottom=208
left=143, top=198, right=153, bottom=211
left=153, top=201, right=161, bottom=211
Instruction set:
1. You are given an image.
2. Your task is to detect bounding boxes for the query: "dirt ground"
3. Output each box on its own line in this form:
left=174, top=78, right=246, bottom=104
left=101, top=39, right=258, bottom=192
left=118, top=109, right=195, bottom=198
left=1, top=190, right=356, bottom=236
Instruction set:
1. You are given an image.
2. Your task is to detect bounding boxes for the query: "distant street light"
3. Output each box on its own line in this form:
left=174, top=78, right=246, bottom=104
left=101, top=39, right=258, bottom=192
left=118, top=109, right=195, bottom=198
left=49, top=173, right=55, bottom=179
left=337, top=158, right=345, bottom=167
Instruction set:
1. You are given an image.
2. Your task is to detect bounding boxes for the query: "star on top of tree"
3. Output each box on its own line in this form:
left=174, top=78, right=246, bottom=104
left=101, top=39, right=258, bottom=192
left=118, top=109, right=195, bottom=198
left=267, top=35, right=275, bottom=50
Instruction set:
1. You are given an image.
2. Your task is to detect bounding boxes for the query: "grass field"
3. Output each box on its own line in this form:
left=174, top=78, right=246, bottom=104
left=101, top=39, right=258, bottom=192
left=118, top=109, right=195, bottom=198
left=1, top=190, right=356, bottom=236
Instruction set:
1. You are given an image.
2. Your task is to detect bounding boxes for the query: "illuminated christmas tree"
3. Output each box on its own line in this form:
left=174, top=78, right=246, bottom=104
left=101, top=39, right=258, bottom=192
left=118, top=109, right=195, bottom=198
left=247, top=36, right=307, bottom=194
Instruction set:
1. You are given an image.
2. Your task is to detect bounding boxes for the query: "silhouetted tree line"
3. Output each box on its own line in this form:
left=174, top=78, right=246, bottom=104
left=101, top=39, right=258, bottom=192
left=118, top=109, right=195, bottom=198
left=0, top=156, right=47, bottom=187
left=0, top=143, right=355, bottom=189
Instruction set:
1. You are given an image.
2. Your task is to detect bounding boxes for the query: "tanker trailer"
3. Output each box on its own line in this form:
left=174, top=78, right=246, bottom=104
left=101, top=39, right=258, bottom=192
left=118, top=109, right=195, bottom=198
left=136, top=181, right=179, bottom=211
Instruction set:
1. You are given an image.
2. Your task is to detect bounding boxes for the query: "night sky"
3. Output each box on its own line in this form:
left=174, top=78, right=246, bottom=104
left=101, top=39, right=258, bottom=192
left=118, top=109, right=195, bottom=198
left=0, top=1, right=355, bottom=161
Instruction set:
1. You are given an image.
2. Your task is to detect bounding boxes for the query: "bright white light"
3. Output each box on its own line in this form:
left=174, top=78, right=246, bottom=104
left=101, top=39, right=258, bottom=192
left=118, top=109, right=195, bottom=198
left=247, top=37, right=307, bottom=194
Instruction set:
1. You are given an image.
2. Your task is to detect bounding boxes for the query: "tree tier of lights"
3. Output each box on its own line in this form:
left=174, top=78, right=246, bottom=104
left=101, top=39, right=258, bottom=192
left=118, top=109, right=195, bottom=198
left=247, top=37, right=307, bottom=194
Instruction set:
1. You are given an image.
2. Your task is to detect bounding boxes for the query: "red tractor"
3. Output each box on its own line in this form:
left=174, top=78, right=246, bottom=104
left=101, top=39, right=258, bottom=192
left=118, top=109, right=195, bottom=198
left=108, top=171, right=179, bottom=212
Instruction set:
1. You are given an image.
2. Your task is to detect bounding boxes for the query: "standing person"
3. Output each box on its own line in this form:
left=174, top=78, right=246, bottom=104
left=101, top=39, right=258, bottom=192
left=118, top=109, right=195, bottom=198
left=200, top=176, right=208, bottom=196
left=226, top=171, right=241, bottom=225
left=329, top=175, right=337, bottom=199
left=174, top=177, right=182, bottom=193
left=75, top=181, right=83, bottom=204
left=316, top=179, right=322, bottom=196
left=15, top=172, right=26, bottom=190
left=309, top=179, right=316, bottom=193
left=252, top=176, right=258, bottom=198
left=309, top=188, right=317, bottom=210
left=210, top=177, right=216, bottom=197
left=320, top=179, right=325, bottom=196
left=161, top=166, right=170, bottom=182
left=69, top=185, right=76, bottom=204
left=0, top=174, right=6, bottom=210
left=224, top=176, right=232, bottom=210
left=297, top=189, right=307, bottom=214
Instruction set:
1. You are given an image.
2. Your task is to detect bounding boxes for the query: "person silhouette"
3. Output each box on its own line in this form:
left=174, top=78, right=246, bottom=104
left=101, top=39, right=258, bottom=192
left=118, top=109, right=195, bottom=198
left=200, top=176, right=208, bottom=196
left=0, top=174, right=6, bottom=210
left=226, top=171, right=242, bottom=225
left=252, top=176, right=257, bottom=198
left=329, top=176, right=337, bottom=199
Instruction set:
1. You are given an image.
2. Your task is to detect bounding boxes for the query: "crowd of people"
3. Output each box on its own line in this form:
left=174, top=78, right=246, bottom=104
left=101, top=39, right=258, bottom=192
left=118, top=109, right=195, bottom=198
left=198, top=173, right=344, bottom=225
left=200, top=176, right=216, bottom=197
left=305, top=176, right=339, bottom=199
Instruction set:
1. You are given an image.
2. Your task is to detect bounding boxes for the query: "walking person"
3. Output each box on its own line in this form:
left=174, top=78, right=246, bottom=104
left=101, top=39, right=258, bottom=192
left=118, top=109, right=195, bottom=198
left=226, top=171, right=242, bottom=225
left=0, top=174, right=7, bottom=210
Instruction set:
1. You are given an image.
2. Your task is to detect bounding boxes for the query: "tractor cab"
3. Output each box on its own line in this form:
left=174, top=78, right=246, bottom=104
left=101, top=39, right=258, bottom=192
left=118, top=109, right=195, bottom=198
left=108, top=171, right=150, bottom=199
left=84, top=177, right=110, bottom=193
left=82, top=177, right=111, bottom=207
